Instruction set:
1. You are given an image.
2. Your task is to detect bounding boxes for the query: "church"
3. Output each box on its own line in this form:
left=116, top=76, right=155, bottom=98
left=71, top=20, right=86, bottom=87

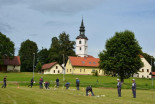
left=65, top=19, right=104, bottom=75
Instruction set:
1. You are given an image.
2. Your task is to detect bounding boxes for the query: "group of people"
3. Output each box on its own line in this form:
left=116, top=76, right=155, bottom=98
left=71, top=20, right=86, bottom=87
left=1, top=76, right=136, bottom=98
left=117, top=79, right=136, bottom=98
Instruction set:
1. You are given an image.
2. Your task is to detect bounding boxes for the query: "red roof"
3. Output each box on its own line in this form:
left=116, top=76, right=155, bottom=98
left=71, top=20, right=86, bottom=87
left=152, top=72, right=155, bottom=76
left=69, top=56, right=99, bottom=67
left=42, top=62, right=57, bottom=70
left=3, top=56, right=21, bottom=66
left=139, top=55, right=144, bottom=58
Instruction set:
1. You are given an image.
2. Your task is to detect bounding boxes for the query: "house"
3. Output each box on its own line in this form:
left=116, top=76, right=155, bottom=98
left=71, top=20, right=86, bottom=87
left=42, top=62, right=63, bottom=74
left=0, top=56, right=21, bottom=72
left=133, top=55, right=152, bottom=78
left=66, top=56, right=104, bottom=75
left=66, top=19, right=104, bottom=75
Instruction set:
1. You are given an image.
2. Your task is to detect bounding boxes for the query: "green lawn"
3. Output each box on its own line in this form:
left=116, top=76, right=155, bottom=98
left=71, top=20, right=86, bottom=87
left=0, top=72, right=155, bottom=104
left=0, top=86, right=155, bottom=104
left=0, top=72, right=155, bottom=89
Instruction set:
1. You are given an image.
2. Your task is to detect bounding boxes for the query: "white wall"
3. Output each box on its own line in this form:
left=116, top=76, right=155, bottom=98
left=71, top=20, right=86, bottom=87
left=44, top=64, right=63, bottom=74
left=134, top=58, right=151, bottom=78
left=76, top=39, right=88, bottom=57
left=7, top=65, right=20, bottom=72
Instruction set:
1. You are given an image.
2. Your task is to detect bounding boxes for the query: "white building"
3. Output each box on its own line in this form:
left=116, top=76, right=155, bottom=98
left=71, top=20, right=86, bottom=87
left=0, top=56, right=21, bottom=72
left=76, top=19, right=88, bottom=57
left=134, top=55, right=152, bottom=78
left=42, top=62, right=63, bottom=74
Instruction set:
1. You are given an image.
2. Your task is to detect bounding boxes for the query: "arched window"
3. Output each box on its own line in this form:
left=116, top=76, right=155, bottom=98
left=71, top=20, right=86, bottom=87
left=79, top=40, right=81, bottom=44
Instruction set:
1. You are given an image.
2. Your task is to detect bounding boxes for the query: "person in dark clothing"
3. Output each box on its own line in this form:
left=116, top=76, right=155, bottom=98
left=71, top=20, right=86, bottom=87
left=86, top=86, right=94, bottom=96
left=132, top=79, right=136, bottom=98
left=28, top=78, right=34, bottom=88
left=39, top=77, right=43, bottom=89
left=117, top=79, right=122, bottom=97
left=2, top=76, right=7, bottom=88
left=76, top=78, right=80, bottom=90
left=65, top=82, right=70, bottom=89
left=56, top=78, right=59, bottom=88
left=44, top=81, right=50, bottom=89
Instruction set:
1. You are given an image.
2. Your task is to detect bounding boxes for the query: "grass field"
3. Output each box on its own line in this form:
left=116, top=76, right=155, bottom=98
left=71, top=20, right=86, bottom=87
left=0, top=72, right=155, bottom=104
left=0, top=86, right=155, bottom=104
left=0, top=72, right=155, bottom=89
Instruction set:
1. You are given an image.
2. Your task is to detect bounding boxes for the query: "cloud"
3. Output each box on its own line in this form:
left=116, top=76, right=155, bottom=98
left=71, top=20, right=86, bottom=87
left=0, top=22, right=13, bottom=33
left=0, top=0, right=104, bottom=15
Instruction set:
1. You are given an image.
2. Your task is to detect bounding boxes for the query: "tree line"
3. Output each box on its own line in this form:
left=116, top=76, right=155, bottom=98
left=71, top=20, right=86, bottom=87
left=0, top=32, right=75, bottom=72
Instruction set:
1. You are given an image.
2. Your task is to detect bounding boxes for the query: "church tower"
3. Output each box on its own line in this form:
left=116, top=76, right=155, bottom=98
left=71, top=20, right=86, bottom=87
left=76, top=19, right=88, bottom=57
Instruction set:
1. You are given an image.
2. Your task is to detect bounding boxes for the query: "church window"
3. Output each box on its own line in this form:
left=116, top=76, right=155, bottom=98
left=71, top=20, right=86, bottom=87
left=79, top=40, right=81, bottom=44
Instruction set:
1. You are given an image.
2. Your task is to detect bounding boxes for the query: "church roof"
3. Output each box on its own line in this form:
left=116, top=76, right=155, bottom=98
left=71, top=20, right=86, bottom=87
left=42, top=62, right=57, bottom=70
left=68, top=56, right=99, bottom=67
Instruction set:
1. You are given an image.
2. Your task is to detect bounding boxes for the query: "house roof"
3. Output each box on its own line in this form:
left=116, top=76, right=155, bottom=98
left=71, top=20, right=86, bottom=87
left=69, top=56, right=99, bottom=67
left=3, top=56, right=21, bottom=66
left=42, top=62, right=57, bottom=70
left=152, top=72, right=155, bottom=76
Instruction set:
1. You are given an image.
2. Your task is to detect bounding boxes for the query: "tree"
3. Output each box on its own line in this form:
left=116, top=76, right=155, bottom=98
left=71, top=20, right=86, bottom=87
left=38, top=48, right=49, bottom=65
left=141, top=52, right=155, bottom=71
left=99, top=30, right=143, bottom=82
left=48, top=32, right=76, bottom=65
left=35, top=61, right=42, bottom=72
left=0, top=32, right=15, bottom=63
left=18, top=39, right=38, bottom=72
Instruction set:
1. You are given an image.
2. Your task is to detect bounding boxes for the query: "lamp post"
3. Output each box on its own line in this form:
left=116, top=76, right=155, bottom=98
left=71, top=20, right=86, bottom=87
left=33, top=53, right=35, bottom=78
left=151, top=56, right=153, bottom=86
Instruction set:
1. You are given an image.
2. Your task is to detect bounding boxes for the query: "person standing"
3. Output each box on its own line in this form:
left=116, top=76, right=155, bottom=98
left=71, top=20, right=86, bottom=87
left=56, top=78, right=59, bottom=88
left=28, top=78, right=34, bottom=88
left=39, top=77, right=43, bottom=89
left=117, top=79, right=122, bottom=97
left=2, top=76, right=7, bottom=88
left=76, top=78, right=80, bottom=90
left=132, top=79, right=136, bottom=98
left=86, top=85, right=94, bottom=96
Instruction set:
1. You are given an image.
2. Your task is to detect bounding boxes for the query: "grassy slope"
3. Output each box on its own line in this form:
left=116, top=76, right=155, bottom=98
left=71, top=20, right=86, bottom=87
left=0, top=86, right=155, bottom=104
left=0, top=72, right=155, bottom=89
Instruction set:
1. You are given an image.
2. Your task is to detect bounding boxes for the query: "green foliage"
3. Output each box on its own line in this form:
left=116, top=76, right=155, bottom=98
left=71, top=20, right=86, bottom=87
left=18, top=39, right=38, bottom=72
left=37, top=48, right=49, bottom=65
left=48, top=32, right=76, bottom=65
left=0, top=32, right=14, bottom=63
left=92, top=70, right=99, bottom=76
left=99, top=30, right=143, bottom=82
left=35, top=61, right=42, bottom=72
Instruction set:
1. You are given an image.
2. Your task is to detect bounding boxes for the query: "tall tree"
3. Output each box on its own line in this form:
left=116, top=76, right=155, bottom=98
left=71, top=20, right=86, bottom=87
left=99, top=30, right=143, bottom=82
left=18, top=39, right=38, bottom=72
left=38, top=48, right=49, bottom=65
left=0, top=32, right=15, bottom=63
left=48, top=32, right=75, bottom=65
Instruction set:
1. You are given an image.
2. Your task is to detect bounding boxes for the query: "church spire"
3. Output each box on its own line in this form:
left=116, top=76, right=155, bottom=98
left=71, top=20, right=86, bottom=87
left=76, top=18, right=88, bottom=40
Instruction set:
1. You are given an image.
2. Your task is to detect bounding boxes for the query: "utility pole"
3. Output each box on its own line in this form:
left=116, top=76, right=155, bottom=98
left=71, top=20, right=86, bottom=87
left=33, top=53, right=35, bottom=78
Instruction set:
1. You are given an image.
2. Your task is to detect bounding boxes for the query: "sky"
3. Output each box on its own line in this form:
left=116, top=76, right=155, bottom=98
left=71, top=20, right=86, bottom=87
left=0, top=0, right=155, bottom=58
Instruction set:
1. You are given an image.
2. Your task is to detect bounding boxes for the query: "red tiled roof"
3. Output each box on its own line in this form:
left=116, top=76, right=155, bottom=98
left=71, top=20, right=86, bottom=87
left=152, top=72, right=155, bottom=76
left=139, top=55, right=144, bottom=58
left=69, top=56, right=99, bottom=67
left=3, top=56, right=21, bottom=66
left=42, top=62, right=57, bottom=70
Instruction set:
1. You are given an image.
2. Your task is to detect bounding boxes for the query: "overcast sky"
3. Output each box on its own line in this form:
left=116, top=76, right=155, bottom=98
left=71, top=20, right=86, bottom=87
left=0, top=0, right=155, bottom=58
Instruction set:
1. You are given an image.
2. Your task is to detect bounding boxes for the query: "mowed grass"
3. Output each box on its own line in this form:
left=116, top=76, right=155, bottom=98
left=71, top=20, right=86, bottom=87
left=0, top=86, right=155, bottom=104
left=0, top=72, right=155, bottom=89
